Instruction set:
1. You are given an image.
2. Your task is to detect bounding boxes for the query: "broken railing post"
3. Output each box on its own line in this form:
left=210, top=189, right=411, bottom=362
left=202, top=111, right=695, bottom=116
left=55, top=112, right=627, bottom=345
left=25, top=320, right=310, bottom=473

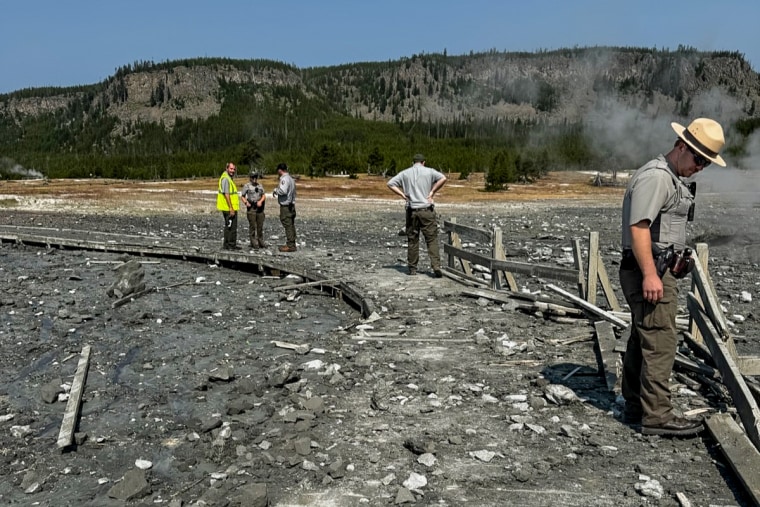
left=571, top=238, right=587, bottom=299
left=585, top=232, right=620, bottom=311
left=492, top=227, right=518, bottom=292
left=689, top=243, right=709, bottom=345
left=587, top=232, right=600, bottom=306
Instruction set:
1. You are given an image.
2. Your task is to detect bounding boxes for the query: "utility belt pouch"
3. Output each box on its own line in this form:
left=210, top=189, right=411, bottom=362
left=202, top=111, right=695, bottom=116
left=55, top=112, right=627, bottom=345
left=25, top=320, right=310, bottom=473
left=669, top=248, right=694, bottom=279
left=653, top=245, right=674, bottom=278
left=653, top=245, right=695, bottom=279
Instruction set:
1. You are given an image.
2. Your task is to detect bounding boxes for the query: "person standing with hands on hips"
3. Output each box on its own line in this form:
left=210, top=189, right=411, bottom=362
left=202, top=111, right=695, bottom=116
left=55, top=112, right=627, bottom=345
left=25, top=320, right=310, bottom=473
left=273, top=163, right=297, bottom=252
left=241, top=171, right=267, bottom=249
left=217, top=162, right=240, bottom=250
left=619, top=118, right=726, bottom=437
left=387, top=153, right=447, bottom=277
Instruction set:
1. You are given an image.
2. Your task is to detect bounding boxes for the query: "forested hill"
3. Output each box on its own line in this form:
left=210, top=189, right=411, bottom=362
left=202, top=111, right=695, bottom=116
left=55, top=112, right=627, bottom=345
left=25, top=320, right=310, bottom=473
left=1, top=46, right=759, bottom=181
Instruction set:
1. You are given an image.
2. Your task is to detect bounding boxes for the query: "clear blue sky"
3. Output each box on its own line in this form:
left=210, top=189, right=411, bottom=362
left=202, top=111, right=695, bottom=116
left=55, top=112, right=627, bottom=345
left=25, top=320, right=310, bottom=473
left=1, top=0, right=758, bottom=94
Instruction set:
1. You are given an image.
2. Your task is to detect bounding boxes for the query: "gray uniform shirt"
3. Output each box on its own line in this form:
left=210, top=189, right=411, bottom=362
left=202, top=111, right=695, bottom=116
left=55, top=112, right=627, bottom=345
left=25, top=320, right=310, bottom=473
left=387, top=163, right=445, bottom=209
left=274, top=173, right=296, bottom=206
left=621, top=154, right=694, bottom=251
left=241, top=182, right=265, bottom=210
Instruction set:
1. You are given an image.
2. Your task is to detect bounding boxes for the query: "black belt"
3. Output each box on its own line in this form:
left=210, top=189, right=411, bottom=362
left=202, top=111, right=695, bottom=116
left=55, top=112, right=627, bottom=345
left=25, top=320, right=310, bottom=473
left=413, top=206, right=434, bottom=212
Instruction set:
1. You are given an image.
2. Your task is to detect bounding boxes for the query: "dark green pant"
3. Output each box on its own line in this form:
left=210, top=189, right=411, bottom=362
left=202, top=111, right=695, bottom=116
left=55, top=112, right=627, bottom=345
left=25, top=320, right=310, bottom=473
left=246, top=210, right=266, bottom=247
left=620, top=268, right=679, bottom=426
left=222, top=211, right=237, bottom=249
left=279, top=204, right=296, bottom=248
left=407, top=208, right=441, bottom=271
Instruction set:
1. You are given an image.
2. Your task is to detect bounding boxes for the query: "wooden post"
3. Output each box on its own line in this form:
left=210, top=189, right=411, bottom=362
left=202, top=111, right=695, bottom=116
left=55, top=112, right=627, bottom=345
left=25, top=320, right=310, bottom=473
left=57, top=345, right=92, bottom=449
left=689, top=243, right=709, bottom=345
left=492, top=227, right=518, bottom=292
left=586, top=232, right=599, bottom=305
left=448, top=218, right=473, bottom=276
left=571, top=238, right=587, bottom=299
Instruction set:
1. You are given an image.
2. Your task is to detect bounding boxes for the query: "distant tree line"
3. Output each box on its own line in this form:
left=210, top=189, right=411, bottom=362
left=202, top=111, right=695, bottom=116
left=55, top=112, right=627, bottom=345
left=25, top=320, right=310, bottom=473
left=0, top=48, right=757, bottom=186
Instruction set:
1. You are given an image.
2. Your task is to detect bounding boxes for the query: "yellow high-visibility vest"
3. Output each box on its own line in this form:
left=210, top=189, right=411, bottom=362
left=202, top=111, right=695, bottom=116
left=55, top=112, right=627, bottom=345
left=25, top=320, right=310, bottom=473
left=217, top=172, right=239, bottom=211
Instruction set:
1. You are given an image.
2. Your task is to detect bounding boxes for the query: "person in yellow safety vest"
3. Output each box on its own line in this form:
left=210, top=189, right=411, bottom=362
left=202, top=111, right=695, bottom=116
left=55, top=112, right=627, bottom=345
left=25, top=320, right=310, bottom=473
left=217, top=162, right=240, bottom=250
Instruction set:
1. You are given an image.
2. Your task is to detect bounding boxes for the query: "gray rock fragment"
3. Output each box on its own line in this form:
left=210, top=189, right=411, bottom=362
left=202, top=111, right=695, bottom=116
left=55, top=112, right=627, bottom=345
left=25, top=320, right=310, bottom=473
left=40, top=378, right=62, bottom=404
left=107, top=259, right=146, bottom=299
left=395, top=487, right=417, bottom=504
left=230, top=482, right=268, bottom=506
left=107, top=469, right=151, bottom=501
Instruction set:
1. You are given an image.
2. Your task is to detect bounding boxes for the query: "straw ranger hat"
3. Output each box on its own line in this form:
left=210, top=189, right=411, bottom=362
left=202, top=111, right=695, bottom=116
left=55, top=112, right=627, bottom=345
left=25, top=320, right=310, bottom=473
left=671, top=118, right=726, bottom=167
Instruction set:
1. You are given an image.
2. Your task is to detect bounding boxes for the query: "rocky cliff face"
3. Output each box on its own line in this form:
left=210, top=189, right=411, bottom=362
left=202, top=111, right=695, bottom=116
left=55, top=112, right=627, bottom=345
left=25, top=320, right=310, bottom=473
left=2, top=48, right=758, bottom=133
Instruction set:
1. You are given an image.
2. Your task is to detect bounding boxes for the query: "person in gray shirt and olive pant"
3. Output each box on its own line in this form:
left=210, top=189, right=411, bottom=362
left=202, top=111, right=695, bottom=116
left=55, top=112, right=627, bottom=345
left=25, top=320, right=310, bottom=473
left=273, top=162, right=297, bottom=252
left=388, top=153, right=447, bottom=277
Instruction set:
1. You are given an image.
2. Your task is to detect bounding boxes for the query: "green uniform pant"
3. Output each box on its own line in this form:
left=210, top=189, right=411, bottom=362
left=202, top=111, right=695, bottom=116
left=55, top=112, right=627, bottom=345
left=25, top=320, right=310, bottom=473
left=279, top=204, right=297, bottom=248
left=407, top=208, right=441, bottom=271
left=222, top=211, right=237, bottom=249
left=247, top=209, right=266, bottom=247
left=620, top=268, right=679, bottom=426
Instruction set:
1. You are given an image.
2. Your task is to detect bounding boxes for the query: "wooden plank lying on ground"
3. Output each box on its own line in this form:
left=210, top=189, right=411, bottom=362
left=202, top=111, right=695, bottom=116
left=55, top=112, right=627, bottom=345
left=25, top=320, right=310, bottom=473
left=688, top=293, right=760, bottom=452
left=593, top=320, right=621, bottom=392
left=112, top=286, right=156, bottom=309
left=705, top=413, right=760, bottom=505
left=461, top=288, right=515, bottom=305
left=545, top=284, right=629, bottom=329
left=443, top=244, right=579, bottom=283
left=273, top=279, right=342, bottom=291
left=57, top=345, right=92, bottom=449
left=441, top=267, right=488, bottom=287
left=460, top=287, right=575, bottom=311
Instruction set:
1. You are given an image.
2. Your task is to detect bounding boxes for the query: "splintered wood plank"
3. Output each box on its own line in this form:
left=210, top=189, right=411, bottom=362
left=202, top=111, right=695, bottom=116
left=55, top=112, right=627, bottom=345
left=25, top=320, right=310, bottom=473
left=688, top=293, right=760, bottom=452
left=595, top=251, right=621, bottom=312
left=689, top=243, right=709, bottom=344
left=586, top=232, right=599, bottom=306
left=571, top=238, right=587, bottom=300
left=447, top=218, right=473, bottom=276
left=492, top=227, right=518, bottom=292
left=691, top=250, right=730, bottom=341
left=593, top=320, right=621, bottom=392
left=57, top=345, right=92, bottom=449
left=705, top=413, right=760, bottom=505
left=546, top=283, right=628, bottom=329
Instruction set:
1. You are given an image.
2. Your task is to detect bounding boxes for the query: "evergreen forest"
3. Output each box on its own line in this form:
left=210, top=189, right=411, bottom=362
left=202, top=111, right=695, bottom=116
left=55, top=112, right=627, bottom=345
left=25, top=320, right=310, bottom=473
left=1, top=47, right=758, bottom=190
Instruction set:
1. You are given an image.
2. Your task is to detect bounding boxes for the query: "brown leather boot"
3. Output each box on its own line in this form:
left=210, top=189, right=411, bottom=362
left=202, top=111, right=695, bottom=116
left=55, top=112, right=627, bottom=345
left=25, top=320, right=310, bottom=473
left=641, top=417, right=703, bottom=437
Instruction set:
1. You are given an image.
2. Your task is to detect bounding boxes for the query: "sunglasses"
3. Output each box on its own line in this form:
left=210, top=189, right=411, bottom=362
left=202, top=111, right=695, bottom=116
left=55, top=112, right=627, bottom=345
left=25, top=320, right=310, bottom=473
left=686, top=145, right=711, bottom=167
